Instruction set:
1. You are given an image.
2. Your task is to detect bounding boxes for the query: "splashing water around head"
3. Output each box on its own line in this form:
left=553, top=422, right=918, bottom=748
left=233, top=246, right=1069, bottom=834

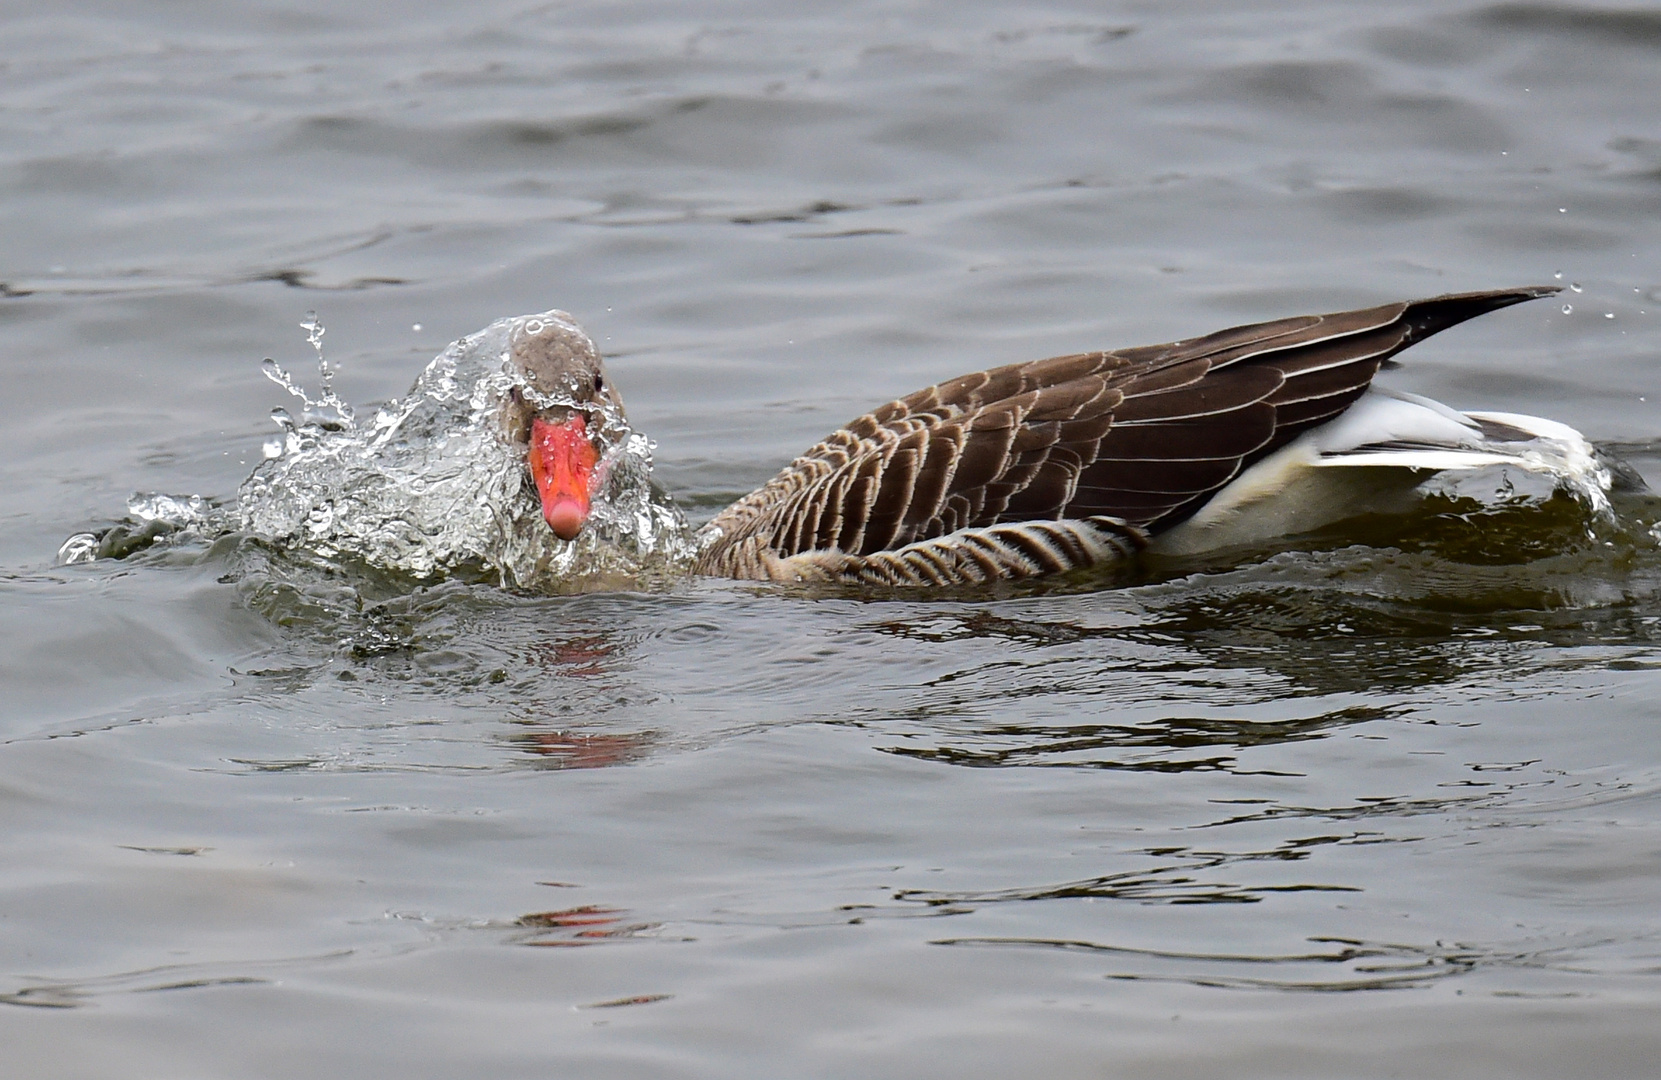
left=234, top=311, right=693, bottom=591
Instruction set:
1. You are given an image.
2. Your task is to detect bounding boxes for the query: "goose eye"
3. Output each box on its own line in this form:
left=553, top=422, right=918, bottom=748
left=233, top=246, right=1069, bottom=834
left=509, top=387, right=523, bottom=404
left=593, top=374, right=605, bottom=394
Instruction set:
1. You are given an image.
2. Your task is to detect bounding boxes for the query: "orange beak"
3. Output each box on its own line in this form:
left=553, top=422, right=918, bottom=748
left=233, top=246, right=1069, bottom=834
left=528, top=415, right=599, bottom=541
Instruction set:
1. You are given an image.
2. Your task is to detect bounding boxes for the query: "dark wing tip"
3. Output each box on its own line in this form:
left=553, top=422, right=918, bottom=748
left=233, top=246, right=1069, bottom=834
left=1401, top=285, right=1562, bottom=344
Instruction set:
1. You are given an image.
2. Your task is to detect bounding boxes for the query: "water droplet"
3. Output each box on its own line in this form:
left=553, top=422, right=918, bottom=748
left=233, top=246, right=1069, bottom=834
left=300, top=311, right=325, bottom=351
left=271, top=406, right=295, bottom=430
left=1553, top=271, right=1563, bottom=280
left=412, top=323, right=422, bottom=332
left=1561, top=304, right=1573, bottom=315
left=1605, top=312, right=1615, bottom=319
left=57, top=532, right=99, bottom=564
left=1570, top=282, right=1583, bottom=293
left=1558, top=207, right=1567, bottom=213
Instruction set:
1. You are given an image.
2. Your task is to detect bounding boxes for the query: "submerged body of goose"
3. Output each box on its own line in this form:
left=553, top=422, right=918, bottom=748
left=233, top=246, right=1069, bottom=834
left=509, top=286, right=1601, bottom=586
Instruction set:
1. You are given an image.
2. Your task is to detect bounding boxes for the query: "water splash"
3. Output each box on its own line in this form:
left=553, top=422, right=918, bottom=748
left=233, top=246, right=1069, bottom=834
left=260, top=310, right=355, bottom=450
left=129, top=492, right=220, bottom=526
left=236, top=310, right=694, bottom=591
left=57, top=493, right=228, bottom=565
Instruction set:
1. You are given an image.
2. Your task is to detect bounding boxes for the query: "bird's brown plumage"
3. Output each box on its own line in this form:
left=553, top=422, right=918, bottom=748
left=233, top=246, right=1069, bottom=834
left=689, top=287, right=1560, bottom=583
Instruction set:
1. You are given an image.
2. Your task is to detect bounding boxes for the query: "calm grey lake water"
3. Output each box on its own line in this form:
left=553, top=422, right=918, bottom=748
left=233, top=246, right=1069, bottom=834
left=4, top=2, right=1661, bottom=1076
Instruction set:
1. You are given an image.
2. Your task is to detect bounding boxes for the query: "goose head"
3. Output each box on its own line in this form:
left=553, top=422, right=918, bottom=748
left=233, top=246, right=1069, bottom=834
left=500, top=311, right=626, bottom=542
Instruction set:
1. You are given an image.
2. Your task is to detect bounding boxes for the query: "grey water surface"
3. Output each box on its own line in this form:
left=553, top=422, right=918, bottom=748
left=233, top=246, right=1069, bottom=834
left=5, top=2, right=1661, bottom=1076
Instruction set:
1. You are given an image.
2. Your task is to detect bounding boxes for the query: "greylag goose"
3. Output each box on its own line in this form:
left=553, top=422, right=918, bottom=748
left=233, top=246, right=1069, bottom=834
left=509, top=286, right=1598, bottom=585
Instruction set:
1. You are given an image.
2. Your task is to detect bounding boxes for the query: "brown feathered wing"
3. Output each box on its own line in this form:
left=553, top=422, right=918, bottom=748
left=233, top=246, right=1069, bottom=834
left=693, top=287, right=1557, bottom=581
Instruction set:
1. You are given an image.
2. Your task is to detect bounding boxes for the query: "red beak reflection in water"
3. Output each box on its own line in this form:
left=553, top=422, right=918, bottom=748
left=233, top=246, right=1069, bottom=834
left=528, top=415, right=599, bottom=541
